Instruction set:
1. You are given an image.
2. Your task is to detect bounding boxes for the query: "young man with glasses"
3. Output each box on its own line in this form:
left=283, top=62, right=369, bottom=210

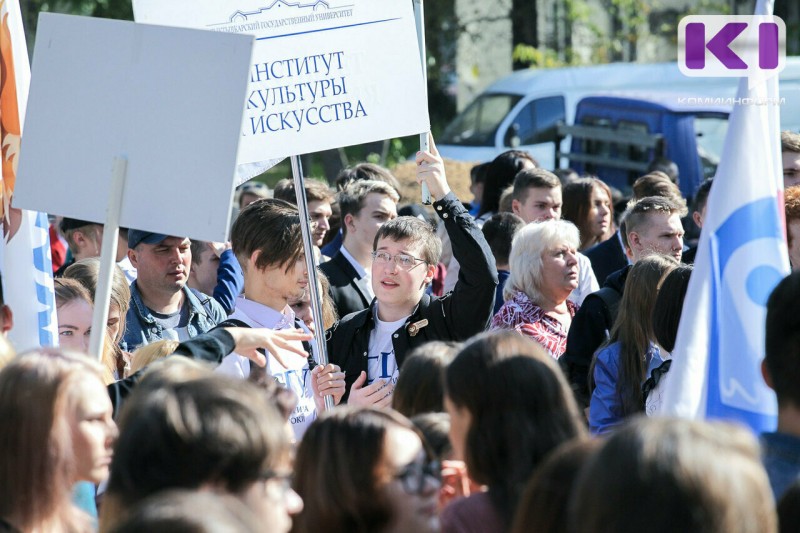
left=327, top=136, right=498, bottom=406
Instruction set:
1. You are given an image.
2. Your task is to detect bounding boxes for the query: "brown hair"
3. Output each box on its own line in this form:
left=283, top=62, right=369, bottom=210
left=510, top=438, right=599, bottom=533
left=54, top=277, right=92, bottom=309
left=511, top=168, right=561, bottom=203
left=373, top=216, right=442, bottom=266
left=231, top=198, right=303, bottom=273
left=335, top=163, right=402, bottom=196
left=480, top=150, right=538, bottom=217
left=445, top=331, right=586, bottom=526
left=293, top=407, right=420, bottom=533
left=64, top=257, right=131, bottom=341
left=337, top=180, right=400, bottom=237
left=599, top=255, right=676, bottom=415
left=785, top=187, right=800, bottom=246
left=392, top=341, right=460, bottom=417
left=102, top=373, right=291, bottom=530
left=651, top=264, right=693, bottom=353
left=562, top=177, right=614, bottom=249
left=0, top=350, right=105, bottom=532
left=632, top=172, right=686, bottom=206
left=571, top=417, right=776, bottom=533
left=273, top=178, right=335, bottom=205
left=130, top=340, right=180, bottom=374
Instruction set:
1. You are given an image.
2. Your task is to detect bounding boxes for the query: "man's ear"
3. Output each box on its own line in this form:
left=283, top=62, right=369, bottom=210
left=343, top=213, right=355, bottom=233
left=249, top=250, right=262, bottom=271
left=424, top=263, right=436, bottom=285
left=511, top=199, right=521, bottom=216
left=761, top=359, right=774, bottom=390
left=73, top=229, right=90, bottom=252
left=0, top=305, right=13, bottom=335
left=692, top=211, right=703, bottom=229
left=127, top=247, right=139, bottom=268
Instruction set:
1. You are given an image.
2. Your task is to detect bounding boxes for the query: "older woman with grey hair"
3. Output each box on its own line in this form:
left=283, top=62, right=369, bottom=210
left=490, top=220, right=580, bottom=358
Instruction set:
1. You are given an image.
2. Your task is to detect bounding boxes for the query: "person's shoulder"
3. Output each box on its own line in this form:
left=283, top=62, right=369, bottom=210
left=595, top=341, right=621, bottom=364
left=187, top=287, right=226, bottom=318
left=327, top=307, right=371, bottom=337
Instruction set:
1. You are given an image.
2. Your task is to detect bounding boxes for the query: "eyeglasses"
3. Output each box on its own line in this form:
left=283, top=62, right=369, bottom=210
left=394, top=460, right=441, bottom=495
left=259, top=469, right=295, bottom=496
left=372, top=250, right=427, bottom=271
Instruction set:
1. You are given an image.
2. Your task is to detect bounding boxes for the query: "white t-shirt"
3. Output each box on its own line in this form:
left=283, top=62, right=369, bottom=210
left=215, top=297, right=317, bottom=439
left=366, top=309, right=407, bottom=386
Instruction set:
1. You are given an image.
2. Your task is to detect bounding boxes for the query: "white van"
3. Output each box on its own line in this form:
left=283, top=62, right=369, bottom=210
left=437, top=60, right=800, bottom=169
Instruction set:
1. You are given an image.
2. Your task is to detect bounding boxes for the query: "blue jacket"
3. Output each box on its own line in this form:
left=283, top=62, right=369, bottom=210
left=589, top=341, right=660, bottom=434
left=211, top=249, right=244, bottom=315
left=124, top=281, right=226, bottom=351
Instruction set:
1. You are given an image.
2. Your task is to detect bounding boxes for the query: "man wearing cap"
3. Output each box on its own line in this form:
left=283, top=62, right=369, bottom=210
left=123, top=230, right=226, bottom=350
left=55, top=218, right=136, bottom=281
left=54, top=218, right=104, bottom=277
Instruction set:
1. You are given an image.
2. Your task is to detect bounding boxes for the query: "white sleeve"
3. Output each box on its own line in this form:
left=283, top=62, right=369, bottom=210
left=568, top=253, right=599, bottom=306
left=214, top=353, right=252, bottom=379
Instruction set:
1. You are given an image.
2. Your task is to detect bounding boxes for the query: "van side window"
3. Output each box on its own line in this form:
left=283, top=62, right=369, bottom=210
left=504, top=96, right=566, bottom=147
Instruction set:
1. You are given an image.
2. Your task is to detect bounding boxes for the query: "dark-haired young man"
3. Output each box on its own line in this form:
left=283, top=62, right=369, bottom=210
left=320, top=180, right=400, bottom=318
left=215, top=199, right=344, bottom=438
left=762, top=271, right=800, bottom=499
left=327, top=137, right=498, bottom=406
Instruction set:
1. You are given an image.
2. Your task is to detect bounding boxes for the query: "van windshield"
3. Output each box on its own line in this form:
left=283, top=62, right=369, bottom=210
left=440, top=93, right=522, bottom=146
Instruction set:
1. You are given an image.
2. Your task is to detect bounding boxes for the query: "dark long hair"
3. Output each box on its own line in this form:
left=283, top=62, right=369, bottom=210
left=606, top=255, right=676, bottom=415
left=651, top=265, right=693, bottom=352
left=562, top=177, right=614, bottom=250
left=445, top=331, right=586, bottom=526
left=478, top=150, right=537, bottom=217
left=292, top=407, right=421, bottom=533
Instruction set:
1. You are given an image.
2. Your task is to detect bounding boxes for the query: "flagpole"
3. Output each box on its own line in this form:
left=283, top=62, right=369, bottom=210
left=88, top=156, right=127, bottom=361
left=290, top=155, right=334, bottom=411
left=413, top=0, right=432, bottom=205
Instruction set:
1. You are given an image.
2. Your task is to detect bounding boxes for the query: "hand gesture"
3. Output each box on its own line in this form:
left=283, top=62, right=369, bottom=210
left=347, top=371, right=394, bottom=408
left=415, top=133, right=451, bottom=201
left=224, top=327, right=312, bottom=368
left=311, top=363, right=346, bottom=411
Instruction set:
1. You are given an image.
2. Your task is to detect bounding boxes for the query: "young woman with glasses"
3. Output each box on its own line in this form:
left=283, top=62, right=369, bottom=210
left=292, top=407, right=441, bottom=533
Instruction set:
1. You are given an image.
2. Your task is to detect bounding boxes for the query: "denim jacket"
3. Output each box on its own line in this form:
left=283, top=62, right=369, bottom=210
left=123, top=281, right=226, bottom=351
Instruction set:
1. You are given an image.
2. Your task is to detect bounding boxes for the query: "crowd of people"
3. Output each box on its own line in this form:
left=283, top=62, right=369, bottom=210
left=1, top=131, right=800, bottom=532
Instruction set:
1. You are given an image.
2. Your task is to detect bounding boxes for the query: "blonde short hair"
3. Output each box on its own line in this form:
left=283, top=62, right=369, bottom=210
left=504, top=220, right=580, bottom=303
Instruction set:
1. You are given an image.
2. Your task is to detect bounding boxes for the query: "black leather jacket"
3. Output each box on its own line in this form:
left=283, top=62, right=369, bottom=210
left=326, top=192, right=498, bottom=401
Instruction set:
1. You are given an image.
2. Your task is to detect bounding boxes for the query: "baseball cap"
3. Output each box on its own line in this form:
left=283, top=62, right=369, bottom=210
left=128, top=230, right=170, bottom=250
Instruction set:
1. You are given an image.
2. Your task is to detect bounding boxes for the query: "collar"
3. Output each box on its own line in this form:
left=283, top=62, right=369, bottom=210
left=352, top=294, right=430, bottom=331
left=339, top=244, right=368, bottom=279
left=131, top=282, right=196, bottom=324
left=234, top=296, right=297, bottom=329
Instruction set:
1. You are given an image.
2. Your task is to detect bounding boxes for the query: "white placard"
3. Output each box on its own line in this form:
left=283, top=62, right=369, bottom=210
left=13, top=13, right=254, bottom=243
left=133, top=0, right=430, bottom=166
